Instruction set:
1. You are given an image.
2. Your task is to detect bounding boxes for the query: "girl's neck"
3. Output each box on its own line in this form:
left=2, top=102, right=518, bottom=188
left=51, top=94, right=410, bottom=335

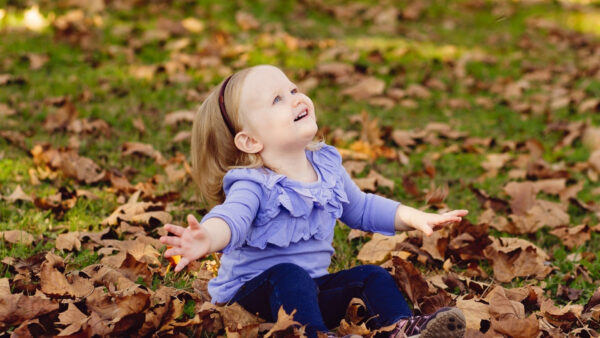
left=262, top=148, right=318, bottom=183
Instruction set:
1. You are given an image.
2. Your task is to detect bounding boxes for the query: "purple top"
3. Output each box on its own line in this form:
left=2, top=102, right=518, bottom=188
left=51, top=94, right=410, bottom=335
left=202, top=143, right=400, bottom=304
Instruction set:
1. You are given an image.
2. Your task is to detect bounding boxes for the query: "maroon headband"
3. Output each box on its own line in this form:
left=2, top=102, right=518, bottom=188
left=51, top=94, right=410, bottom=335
left=218, top=75, right=236, bottom=136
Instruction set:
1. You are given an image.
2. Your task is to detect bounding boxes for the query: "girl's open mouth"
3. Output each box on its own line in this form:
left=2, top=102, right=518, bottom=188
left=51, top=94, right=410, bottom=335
left=294, top=109, right=308, bottom=122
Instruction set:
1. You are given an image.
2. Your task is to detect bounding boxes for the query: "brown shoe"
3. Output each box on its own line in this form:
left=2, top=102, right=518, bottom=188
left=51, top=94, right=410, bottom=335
left=390, top=307, right=465, bottom=338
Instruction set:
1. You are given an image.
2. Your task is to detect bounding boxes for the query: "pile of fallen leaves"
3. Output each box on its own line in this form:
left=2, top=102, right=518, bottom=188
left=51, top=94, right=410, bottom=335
left=2, top=0, right=600, bottom=336
left=352, top=220, right=600, bottom=337
left=0, top=191, right=304, bottom=337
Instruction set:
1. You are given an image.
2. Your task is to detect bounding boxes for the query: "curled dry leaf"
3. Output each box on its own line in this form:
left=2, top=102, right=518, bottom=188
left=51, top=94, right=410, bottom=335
left=557, top=284, right=583, bottom=302
left=549, top=224, right=591, bottom=250
left=353, top=169, right=395, bottom=192
left=483, top=237, right=552, bottom=283
left=0, top=73, right=26, bottom=86
left=100, top=251, right=155, bottom=285
left=447, top=220, right=492, bottom=261
left=0, top=130, right=26, bottom=150
left=56, top=231, right=82, bottom=251
left=425, top=182, right=448, bottom=206
left=341, top=76, right=386, bottom=100
left=122, top=141, right=166, bottom=165
left=44, top=100, right=78, bottom=132
left=102, top=201, right=171, bottom=227
left=455, top=296, right=490, bottom=330
left=357, top=233, right=407, bottom=264
left=0, top=293, right=59, bottom=331
left=0, top=229, right=35, bottom=245
left=57, top=302, right=89, bottom=336
left=26, top=53, right=49, bottom=70
left=172, top=130, right=191, bottom=143
left=343, top=160, right=367, bottom=176
left=540, top=299, right=583, bottom=331
left=40, top=252, right=94, bottom=298
left=391, top=256, right=438, bottom=313
left=316, top=62, right=354, bottom=79
left=59, top=152, right=106, bottom=184
left=481, top=153, right=512, bottom=172
left=164, top=110, right=195, bottom=126
left=219, top=302, right=264, bottom=337
left=263, top=306, right=301, bottom=338
left=420, top=228, right=448, bottom=262
left=509, top=199, right=570, bottom=234
left=487, top=286, right=540, bottom=338
left=478, top=208, right=512, bottom=233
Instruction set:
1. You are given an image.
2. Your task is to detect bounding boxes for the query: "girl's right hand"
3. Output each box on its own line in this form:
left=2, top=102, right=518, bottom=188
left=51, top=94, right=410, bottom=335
left=160, top=214, right=212, bottom=272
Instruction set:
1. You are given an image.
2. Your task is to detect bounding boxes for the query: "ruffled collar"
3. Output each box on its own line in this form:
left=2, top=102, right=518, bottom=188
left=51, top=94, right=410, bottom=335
left=222, top=143, right=349, bottom=249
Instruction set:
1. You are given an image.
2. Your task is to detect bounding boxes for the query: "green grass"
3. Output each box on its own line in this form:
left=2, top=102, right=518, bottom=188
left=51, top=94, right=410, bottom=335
left=1, top=0, right=600, bottom=313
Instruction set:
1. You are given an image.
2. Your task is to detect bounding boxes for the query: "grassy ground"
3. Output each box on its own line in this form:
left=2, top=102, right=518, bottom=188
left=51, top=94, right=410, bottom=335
left=1, top=0, right=600, bottom=309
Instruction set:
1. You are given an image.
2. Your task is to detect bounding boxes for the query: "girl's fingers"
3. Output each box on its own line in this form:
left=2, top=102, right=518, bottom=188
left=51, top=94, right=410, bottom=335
left=447, top=209, right=468, bottom=217
left=188, top=214, right=201, bottom=230
left=164, top=223, right=186, bottom=236
left=160, top=236, right=181, bottom=247
left=418, top=223, right=433, bottom=236
left=164, top=247, right=184, bottom=257
left=174, top=257, right=190, bottom=272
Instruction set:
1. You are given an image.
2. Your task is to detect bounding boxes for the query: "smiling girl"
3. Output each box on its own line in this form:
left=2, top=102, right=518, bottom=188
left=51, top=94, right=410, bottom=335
left=160, top=65, right=467, bottom=338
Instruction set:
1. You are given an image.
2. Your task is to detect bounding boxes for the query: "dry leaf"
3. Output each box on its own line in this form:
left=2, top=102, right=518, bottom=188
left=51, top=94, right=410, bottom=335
left=540, top=299, right=582, bottom=330
left=455, top=296, right=490, bottom=330
left=391, top=256, right=429, bottom=310
left=342, top=76, right=385, bottom=100
left=44, top=100, right=78, bottom=132
left=483, top=237, right=552, bottom=283
left=0, top=293, right=59, bottom=330
left=549, top=224, right=591, bottom=250
left=357, top=233, right=407, bottom=264
left=0, top=103, right=16, bottom=117
left=5, top=185, right=33, bottom=203
left=181, top=17, right=204, bottom=33
left=27, top=53, right=49, bottom=70
left=164, top=110, right=195, bottom=126
left=481, top=153, right=512, bottom=172
left=263, top=306, right=301, bottom=338
left=57, top=302, right=89, bottom=336
left=56, top=231, right=82, bottom=251
left=236, top=11, right=260, bottom=31
left=0, top=230, right=35, bottom=245
left=122, top=141, right=166, bottom=165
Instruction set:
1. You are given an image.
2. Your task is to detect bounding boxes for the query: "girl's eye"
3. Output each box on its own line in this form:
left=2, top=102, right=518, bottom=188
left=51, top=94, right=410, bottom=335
left=291, top=88, right=298, bottom=94
left=273, top=96, right=281, bottom=104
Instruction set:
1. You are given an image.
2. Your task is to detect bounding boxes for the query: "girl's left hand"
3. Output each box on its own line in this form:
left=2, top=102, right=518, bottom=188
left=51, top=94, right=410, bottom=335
left=396, top=206, right=468, bottom=236
left=426, top=209, right=468, bottom=231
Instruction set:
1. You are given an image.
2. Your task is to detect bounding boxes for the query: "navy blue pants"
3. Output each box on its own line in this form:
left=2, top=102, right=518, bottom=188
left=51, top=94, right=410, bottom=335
left=229, top=263, right=412, bottom=337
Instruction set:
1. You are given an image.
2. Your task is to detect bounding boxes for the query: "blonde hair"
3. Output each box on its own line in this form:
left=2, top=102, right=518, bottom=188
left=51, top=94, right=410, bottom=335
left=191, top=67, right=262, bottom=205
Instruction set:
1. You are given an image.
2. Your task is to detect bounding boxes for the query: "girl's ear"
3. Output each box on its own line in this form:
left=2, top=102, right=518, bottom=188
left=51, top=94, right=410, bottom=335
left=234, top=131, right=263, bottom=154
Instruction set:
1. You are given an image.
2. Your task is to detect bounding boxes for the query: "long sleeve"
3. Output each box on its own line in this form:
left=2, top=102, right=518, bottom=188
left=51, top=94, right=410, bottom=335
left=201, top=180, right=261, bottom=253
left=339, top=168, right=400, bottom=235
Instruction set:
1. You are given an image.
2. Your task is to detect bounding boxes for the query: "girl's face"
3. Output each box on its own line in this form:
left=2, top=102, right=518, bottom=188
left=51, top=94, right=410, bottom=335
left=238, top=65, right=317, bottom=154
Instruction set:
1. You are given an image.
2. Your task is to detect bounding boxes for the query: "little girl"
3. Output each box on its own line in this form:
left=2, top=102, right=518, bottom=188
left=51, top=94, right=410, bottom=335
left=160, top=65, right=468, bottom=338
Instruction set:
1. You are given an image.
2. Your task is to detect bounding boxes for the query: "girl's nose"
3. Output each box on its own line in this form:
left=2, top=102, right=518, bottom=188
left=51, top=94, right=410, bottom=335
left=292, top=96, right=301, bottom=107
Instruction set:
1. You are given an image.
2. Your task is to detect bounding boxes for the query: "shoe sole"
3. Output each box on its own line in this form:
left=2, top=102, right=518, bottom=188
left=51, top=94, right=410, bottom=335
left=408, top=308, right=466, bottom=338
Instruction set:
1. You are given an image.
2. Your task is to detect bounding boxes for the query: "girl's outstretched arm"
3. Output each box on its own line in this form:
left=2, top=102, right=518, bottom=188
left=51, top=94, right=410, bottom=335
left=393, top=205, right=468, bottom=236
left=160, top=214, right=232, bottom=272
